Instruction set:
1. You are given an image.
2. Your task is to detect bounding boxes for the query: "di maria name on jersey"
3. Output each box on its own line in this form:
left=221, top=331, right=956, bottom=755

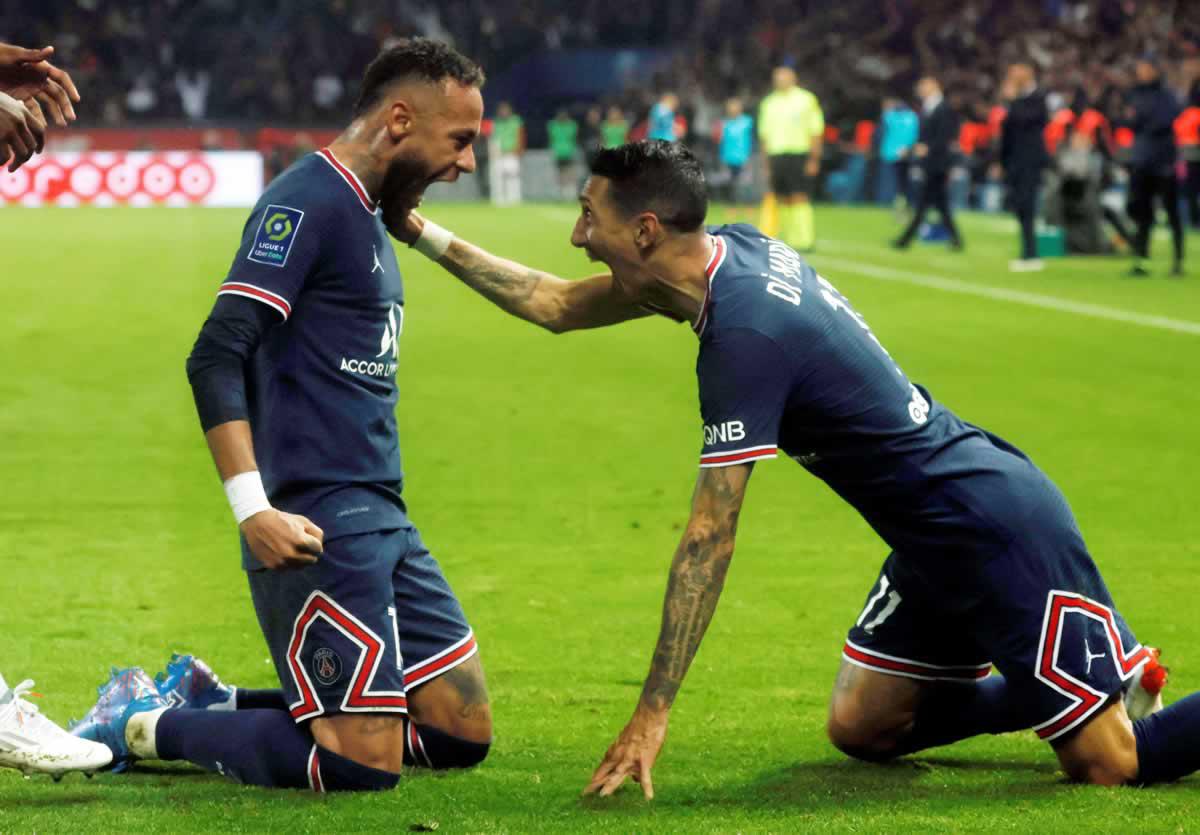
left=693, top=224, right=1050, bottom=557
left=218, top=149, right=409, bottom=556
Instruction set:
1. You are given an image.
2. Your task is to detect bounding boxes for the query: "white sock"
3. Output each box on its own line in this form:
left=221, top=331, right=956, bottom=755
left=125, top=707, right=168, bottom=759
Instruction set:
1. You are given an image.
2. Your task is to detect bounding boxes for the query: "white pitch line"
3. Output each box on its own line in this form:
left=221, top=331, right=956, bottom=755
left=812, top=255, right=1200, bottom=336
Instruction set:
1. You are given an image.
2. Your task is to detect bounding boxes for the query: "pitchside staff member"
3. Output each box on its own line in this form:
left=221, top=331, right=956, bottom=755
left=758, top=66, right=824, bottom=251
left=1126, top=56, right=1184, bottom=278
left=1000, top=63, right=1050, bottom=273
left=892, top=75, right=963, bottom=252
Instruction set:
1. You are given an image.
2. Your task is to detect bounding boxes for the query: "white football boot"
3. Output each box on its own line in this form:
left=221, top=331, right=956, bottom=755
left=0, top=671, right=113, bottom=779
left=1124, top=648, right=1169, bottom=721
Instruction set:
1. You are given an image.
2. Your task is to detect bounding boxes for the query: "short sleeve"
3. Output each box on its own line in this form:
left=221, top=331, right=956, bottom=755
left=808, top=95, right=826, bottom=137
left=697, top=328, right=792, bottom=468
left=217, top=197, right=324, bottom=321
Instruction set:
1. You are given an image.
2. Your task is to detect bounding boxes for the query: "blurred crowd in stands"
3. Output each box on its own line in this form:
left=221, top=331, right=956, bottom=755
left=6, top=0, right=1200, bottom=226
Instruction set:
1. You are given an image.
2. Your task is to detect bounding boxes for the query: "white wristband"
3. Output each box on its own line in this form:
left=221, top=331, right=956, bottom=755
left=223, top=471, right=271, bottom=525
left=412, top=220, right=454, bottom=260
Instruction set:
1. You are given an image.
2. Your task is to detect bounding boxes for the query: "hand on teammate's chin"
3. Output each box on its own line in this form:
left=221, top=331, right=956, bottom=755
left=382, top=197, right=422, bottom=244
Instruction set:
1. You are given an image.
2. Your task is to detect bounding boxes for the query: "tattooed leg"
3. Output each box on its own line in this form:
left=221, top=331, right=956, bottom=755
left=827, top=660, right=1034, bottom=761
left=407, top=654, right=492, bottom=742
left=826, top=660, right=927, bottom=761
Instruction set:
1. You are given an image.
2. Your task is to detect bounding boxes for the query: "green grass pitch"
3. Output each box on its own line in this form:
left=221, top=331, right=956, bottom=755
left=1, top=202, right=1198, bottom=833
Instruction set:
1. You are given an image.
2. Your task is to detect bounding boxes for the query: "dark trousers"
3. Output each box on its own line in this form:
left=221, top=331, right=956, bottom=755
left=1009, top=167, right=1042, bottom=260
left=1128, top=168, right=1183, bottom=263
left=896, top=168, right=960, bottom=246
left=1185, top=160, right=1200, bottom=228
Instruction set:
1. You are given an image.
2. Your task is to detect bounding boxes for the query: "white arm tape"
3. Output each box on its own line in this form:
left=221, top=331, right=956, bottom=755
left=412, top=220, right=454, bottom=260
left=223, top=470, right=272, bottom=525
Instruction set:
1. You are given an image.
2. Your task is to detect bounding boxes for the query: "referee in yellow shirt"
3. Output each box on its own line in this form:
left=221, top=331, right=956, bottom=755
left=758, top=66, right=824, bottom=251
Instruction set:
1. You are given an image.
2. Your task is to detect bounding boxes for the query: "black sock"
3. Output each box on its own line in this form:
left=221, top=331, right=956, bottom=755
left=234, top=688, right=289, bottom=711
left=897, top=675, right=1033, bottom=755
left=157, top=708, right=313, bottom=788
left=1133, top=692, right=1200, bottom=784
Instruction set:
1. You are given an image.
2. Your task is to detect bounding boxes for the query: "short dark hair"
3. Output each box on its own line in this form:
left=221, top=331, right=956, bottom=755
left=588, top=140, right=707, bottom=232
left=354, top=38, right=485, bottom=116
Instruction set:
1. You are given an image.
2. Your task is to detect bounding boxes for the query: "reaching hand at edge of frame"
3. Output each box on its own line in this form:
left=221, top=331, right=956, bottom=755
left=0, top=91, right=45, bottom=172
left=0, top=43, right=80, bottom=127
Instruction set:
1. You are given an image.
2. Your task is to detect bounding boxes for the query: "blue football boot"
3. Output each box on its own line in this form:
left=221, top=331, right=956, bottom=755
left=69, top=667, right=166, bottom=773
left=154, top=654, right=235, bottom=711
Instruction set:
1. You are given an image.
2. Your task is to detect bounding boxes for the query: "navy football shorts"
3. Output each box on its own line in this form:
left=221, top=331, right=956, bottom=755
left=843, top=480, right=1150, bottom=743
left=248, top=524, right=477, bottom=723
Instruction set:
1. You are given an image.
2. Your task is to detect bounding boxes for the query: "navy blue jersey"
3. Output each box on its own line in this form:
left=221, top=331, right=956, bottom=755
left=696, top=224, right=1051, bottom=555
left=219, top=149, right=407, bottom=550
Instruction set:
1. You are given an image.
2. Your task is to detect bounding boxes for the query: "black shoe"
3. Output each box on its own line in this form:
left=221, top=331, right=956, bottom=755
left=1170, top=261, right=1184, bottom=278
left=891, top=238, right=910, bottom=250
left=1125, top=264, right=1150, bottom=278
left=948, top=240, right=964, bottom=252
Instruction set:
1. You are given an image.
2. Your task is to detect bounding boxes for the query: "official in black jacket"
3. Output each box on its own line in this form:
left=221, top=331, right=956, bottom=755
left=893, top=76, right=963, bottom=250
left=1126, top=57, right=1184, bottom=277
left=1000, top=63, right=1049, bottom=271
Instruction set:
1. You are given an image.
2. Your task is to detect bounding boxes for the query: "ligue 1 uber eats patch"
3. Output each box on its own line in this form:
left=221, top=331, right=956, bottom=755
left=248, top=204, right=305, bottom=267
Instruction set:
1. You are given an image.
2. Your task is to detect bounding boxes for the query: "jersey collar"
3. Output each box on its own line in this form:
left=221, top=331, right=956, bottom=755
left=318, top=148, right=378, bottom=214
left=693, top=235, right=727, bottom=337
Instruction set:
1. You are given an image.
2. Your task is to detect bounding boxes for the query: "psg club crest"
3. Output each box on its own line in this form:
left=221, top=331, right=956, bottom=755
left=312, top=647, right=343, bottom=686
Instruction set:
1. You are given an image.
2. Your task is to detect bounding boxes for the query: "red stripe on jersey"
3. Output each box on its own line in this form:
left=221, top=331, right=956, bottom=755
left=308, top=745, right=324, bottom=793
left=403, top=634, right=478, bottom=688
left=693, top=236, right=727, bottom=335
left=700, top=447, right=778, bottom=465
left=842, top=642, right=991, bottom=680
left=318, top=148, right=376, bottom=213
left=218, top=282, right=292, bottom=319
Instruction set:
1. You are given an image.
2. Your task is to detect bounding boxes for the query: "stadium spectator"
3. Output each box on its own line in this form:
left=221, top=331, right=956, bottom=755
left=1000, top=62, right=1050, bottom=272
left=1050, top=130, right=1111, bottom=254
left=892, top=75, right=963, bottom=252
left=601, top=105, right=629, bottom=148
left=1125, top=56, right=1184, bottom=277
left=716, top=96, right=753, bottom=206
left=876, top=96, right=918, bottom=207
left=579, top=105, right=604, bottom=167
left=1175, top=81, right=1200, bottom=229
left=490, top=100, right=525, bottom=206
left=547, top=108, right=579, bottom=200
left=758, top=66, right=823, bottom=251
left=647, top=92, right=681, bottom=142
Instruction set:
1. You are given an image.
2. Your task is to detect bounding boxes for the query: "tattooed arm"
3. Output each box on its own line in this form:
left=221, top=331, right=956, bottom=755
left=405, top=211, right=649, bottom=333
left=584, top=462, right=754, bottom=799
left=438, top=236, right=649, bottom=332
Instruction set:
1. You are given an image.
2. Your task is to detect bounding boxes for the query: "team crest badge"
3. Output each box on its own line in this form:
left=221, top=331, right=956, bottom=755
left=312, top=647, right=343, bottom=686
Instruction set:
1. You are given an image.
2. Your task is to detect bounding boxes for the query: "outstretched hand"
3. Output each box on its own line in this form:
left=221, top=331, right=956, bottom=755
left=583, top=706, right=669, bottom=800
left=0, top=44, right=79, bottom=127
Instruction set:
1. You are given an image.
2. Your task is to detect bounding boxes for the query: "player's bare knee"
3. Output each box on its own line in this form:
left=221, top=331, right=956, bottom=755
left=1059, top=748, right=1139, bottom=786
left=826, top=711, right=905, bottom=762
left=826, top=693, right=909, bottom=761
left=1054, top=701, right=1140, bottom=786
left=408, top=657, right=492, bottom=743
left=826, top=662, right=920, bottom=762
